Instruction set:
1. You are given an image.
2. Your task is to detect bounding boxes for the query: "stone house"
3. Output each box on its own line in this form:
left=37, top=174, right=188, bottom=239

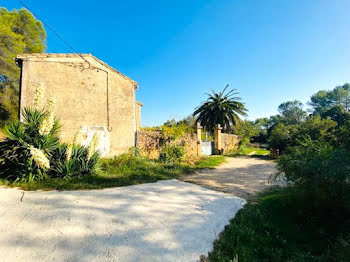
left=16, top=53, right=142, bottom=156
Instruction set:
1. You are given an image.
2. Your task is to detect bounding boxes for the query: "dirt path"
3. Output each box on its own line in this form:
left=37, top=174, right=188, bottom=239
left=182, top=156, right=277, bottom=198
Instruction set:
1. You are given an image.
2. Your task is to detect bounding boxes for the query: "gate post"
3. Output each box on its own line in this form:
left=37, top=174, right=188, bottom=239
left=214, top=124, right=223, bottom=155
left=196, top=122, right=202, bottom=156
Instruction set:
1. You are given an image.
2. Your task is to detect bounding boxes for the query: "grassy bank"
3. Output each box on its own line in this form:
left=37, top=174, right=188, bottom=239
left=226, top=147, right=270, bottom=157
left=208, top=186, right=350, bottom=262
left=0, top=155, right=225, bottom=191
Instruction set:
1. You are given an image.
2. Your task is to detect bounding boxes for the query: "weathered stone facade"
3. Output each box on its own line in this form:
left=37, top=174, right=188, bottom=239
left=16, top=53, right=141, bottom=156
left=136, top=130, right=199, bottom=160
left=221, top=133, right=239, bottom=153
left=136, top=130, right=163, bottom=159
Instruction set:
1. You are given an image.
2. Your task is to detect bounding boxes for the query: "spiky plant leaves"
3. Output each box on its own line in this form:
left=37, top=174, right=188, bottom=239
left=49, top=144, right=99, bottom=179
left=193, top=85, right=248, bottom=133
left=1, top=105, right=99, bottom=182
left=0, top=108, right=59, bottom=182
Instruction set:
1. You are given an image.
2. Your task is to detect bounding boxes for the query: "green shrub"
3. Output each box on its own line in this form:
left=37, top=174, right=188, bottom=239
left=208, top=186, right=350, bottom=262
left=100, top=152, right=150, bottom=172
left=49, top=144, right=99, bottom=179
left=276, top=139, right=350, bottom=187
left=0, top=108, right=60, bottom=182
left=159, top=144, right=184, bottom=163
left=0, top=85, right=100, bottom=182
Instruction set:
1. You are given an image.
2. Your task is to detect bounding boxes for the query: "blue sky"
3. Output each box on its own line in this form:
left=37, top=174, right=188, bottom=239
left=3, top=0, right=350, bottom=126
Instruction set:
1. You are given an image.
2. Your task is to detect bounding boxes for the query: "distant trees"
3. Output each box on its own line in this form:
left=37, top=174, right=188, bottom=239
left=309, top=83, right=350, bottom=114
left=193, top=85, right=248, bottom=133
left=252, top=83, right=350, bottom=153
left=0, top=8, right=46, bottom=126
left=233, top=120, right=259, bottom=146
left=278, top=100, right=307, bottom=125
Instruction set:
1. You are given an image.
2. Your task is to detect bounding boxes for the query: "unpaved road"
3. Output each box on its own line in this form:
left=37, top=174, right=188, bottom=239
left=0, top=180, right=245, bottom=262
left=182, top=156, right=277, bottom=198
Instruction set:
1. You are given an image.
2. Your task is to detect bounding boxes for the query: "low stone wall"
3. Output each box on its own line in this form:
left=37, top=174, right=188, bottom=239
left=221, top=133, right=239, bottom=153
left=137, top=129, right=239, bottom=158
left=177, top=133, right=199, bottom=160
left=137, top=130, right=199, bottom=160
left=136, top=130, right=163, bottom=159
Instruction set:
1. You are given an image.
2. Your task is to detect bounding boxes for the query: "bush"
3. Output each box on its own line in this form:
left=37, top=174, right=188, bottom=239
left=0, top=108, right=60, bottom=182
left=208, top=186, right=350, bottom=262
left=268, top=123, right=298, bottom=152
left=0, top=85, right=100, bottom=182
left=276, top=139, right=350, bottom=187
left=159, top=144, right=184, bottom=163
left=49, top=144, right=99, bottom=179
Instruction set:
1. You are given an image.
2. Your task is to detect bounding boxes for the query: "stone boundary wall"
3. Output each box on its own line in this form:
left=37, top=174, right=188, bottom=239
left=136, top=130, right=163, bottom=159
left=221, top=133, right=239, bottom=153
left=136, top=130, right=198, bottom=160
left=137, top=129, right=240, bottom=158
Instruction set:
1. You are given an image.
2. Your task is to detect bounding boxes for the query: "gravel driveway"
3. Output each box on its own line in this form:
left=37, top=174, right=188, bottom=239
left=182, top=156, right=277, bottom=198
left=0, top=180, right=245, bottom=262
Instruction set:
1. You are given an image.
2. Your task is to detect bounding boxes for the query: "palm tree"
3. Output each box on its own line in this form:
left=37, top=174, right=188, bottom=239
left=193, top=85, right=248, bottom=133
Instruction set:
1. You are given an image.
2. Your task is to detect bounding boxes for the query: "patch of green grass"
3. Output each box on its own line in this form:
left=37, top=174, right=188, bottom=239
left=208, top=186, right=350, bottom=262
left=195, top=155, right=226, bottom=169
left=226, top=147, right=270, bottom=157
left=0, top=155, right=225, bottom=191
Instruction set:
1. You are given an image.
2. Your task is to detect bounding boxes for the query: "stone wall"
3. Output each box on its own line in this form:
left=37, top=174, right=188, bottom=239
left=221, top=133, right=239, bottom=153
left=17, top=53, right=138, bottom=156
left=136, top=130, right=163, bottom=159
left=176, top=133, right=199, bottom=160
left=137, top=129, right=239, bottom=158
left=136, top=130, right=199, bottom=160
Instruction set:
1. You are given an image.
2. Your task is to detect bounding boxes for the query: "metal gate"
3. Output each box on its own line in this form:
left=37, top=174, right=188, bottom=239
left=201, top=141, right=214, bottom=156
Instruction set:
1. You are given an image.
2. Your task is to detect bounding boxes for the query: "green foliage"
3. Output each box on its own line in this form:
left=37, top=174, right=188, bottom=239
left=310, top=83, right=350, bottom=114
left=319, top=105, right=350, bottom=125
left=0, top=8, right=46, bottom=125
left=159, top=144, right=185, bottom=163
left=233, top=120, right=260, bottom=145
left=338, top=120, right=350, bottom=151
left=251, top=117, right=270, bottom=144
left=269, top=116, right=337, bottom=152
left=193, top=85, right=248, bottom=133
left=276, top=139, right=350, bottom=187
left=268, top=123, right=297, bottom=152
left=194, top=156, right=225, bottom=168
left=297, top=115, right=337, bottom=142
left=50, top=144, right=99, bottom=179
left=226, top=147, right=270, bottom=157
left=0, top=108, right=58, bottom=182
left=4, top=155, right=225, bottom=190
left=208, top=186, right=350, bottom=262
left=278, top=100, right=307, bottom=125
left=0, top=107, right=99, bottom=182
left=161, top=121, right=193, bottom=140
left=209, top=84, right=350, bottom=262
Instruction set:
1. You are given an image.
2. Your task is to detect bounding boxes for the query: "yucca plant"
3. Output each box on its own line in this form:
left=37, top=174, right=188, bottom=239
left=50, top=144, right=99, bottom=179
left=0, top=84, right=100, bottom=183
left=0, top=108, right=59, bottom=182
left=193, top=85, right=248, bottom=133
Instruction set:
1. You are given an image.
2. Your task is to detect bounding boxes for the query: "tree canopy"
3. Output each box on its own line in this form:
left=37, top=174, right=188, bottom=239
left=309, top=83, right=350, bottom=115
left=278, top=100, right=307, bottom=125
left=193, top=85, right=248, bottom=133
left=0, top=8, right=46, bottom=126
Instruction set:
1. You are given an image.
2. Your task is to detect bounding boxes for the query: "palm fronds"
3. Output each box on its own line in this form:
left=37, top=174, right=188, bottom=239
left=193, top=85, right=248, bottom=132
